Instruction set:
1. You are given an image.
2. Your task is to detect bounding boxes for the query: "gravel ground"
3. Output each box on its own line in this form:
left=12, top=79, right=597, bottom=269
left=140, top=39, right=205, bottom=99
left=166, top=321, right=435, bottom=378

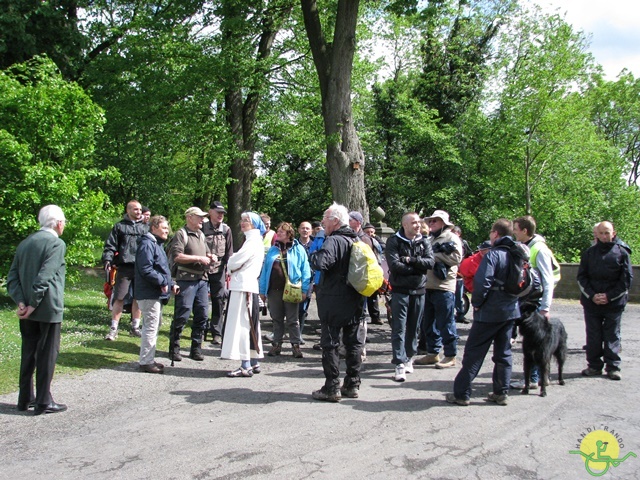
left=1, top=299, right=638, bottom=479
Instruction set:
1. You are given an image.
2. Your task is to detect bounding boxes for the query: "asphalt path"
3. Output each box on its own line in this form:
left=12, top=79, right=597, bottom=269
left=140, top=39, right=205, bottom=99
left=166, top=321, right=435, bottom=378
left=1, top=299, right=638, bottom=479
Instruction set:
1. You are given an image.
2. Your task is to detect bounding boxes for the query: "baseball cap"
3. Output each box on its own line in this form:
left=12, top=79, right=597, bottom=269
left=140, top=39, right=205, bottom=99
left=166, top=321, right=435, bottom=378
left=185, top=207, right=208, bottom=217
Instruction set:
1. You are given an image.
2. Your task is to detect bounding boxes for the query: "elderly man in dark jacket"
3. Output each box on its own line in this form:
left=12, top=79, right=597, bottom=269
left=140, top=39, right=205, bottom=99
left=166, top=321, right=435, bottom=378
left=446, top=219, right=520, bottom=406
left=386, top=212, right=434, bottom=382
left=310, top=203, right=362, bottom=402
left=578, top=221, right=632, bottom=381
left=135, top=215, right=179, bottom=373
left=7, top=205, right=67, bottom=415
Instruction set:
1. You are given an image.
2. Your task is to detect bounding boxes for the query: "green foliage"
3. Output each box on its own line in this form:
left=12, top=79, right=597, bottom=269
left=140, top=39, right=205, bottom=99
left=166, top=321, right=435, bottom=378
left=0, top=56, right=116, bottom=279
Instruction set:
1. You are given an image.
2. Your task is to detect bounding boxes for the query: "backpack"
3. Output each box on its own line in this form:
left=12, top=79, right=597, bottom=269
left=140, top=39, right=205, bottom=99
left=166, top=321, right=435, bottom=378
left=494, top=242, right=543, bottom=299
left=348, top=239, right=384, bottom=297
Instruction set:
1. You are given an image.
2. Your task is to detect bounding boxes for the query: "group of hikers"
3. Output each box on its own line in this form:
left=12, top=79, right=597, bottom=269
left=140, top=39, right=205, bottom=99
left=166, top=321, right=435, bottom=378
left=7, top=199, right=633, bottom=413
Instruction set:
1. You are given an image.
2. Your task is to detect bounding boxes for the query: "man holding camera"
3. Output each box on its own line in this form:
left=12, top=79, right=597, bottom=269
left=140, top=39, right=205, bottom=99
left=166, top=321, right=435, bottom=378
left=415, top=210, right=463, bottom=369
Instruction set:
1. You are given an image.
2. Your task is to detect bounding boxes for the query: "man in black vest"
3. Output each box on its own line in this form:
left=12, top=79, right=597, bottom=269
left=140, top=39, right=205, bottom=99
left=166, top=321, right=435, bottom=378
left=168, top=207, right=214, bottom=362
left=7, top=205, right=68, bottom=415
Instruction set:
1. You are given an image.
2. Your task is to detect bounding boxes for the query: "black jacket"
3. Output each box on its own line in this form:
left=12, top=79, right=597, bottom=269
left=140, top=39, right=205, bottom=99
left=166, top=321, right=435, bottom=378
left=134, top=232, right=173, bottom=302
left=102, top=215, right=148, bottom=266
left=310, top=226, right=362, bottom=326
left=385, top=228, right=434, bottom=294
left=577, top=239, right=632, bottom=312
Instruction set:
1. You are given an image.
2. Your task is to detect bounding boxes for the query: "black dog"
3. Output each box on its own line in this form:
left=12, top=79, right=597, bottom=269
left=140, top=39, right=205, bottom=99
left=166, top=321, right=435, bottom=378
left=519, top=311, right=567, bottom=397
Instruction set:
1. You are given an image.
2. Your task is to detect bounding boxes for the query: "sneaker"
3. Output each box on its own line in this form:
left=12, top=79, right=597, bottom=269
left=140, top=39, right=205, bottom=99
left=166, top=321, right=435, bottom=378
left=105, top=328, right=118, bottom=341
left=312, top=343, right=322, bottom=351
left=404, top=358, right=414, bottom=374
left=340, top=385, right=359, bottom=398
left=581, top=367, right=603, bottom=377
left=210, top=335, right=222, bottom=345
left=607, top=370, right=621, bottom=381
left=130, top=327, right=142, bottom=337
left=445, top=393, right=470, bottom=406
left=393, top=364, right=406, bottom=382
left=312, top=387, right=341, bottom=402
left=263, top=332, right=275, bottom=342
left=414, top=352, right=442, bottom=366
left=487, top=392, right=508, bottom=406
left=434, top=356, right=456, bottom=369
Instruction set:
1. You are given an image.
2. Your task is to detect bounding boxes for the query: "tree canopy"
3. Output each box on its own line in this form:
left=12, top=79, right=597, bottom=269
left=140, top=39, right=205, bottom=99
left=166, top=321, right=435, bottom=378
left=1, top=0, right=638, bottom=278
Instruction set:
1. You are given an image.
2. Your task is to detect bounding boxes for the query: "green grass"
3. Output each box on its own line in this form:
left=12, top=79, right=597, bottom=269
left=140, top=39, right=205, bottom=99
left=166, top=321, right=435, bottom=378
left=0, top=268, right=175, bottom=395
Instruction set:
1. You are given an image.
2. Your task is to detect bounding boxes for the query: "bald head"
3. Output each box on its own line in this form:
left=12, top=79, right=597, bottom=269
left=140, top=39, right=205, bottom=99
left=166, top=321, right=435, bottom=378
left=595, top=221, right=616, bottom=244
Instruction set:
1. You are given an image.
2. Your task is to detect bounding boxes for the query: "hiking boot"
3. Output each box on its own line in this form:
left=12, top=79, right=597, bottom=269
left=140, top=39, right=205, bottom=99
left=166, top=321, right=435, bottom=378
left=414, top=352, right=442, bottom=366
left=445, top=393, right=470, bottom=406
left=292, top=344, right=303, bottom=358
left=130, top=326, right=142, bottom=337
left=312, top=387, right=341, bottom=403
left=105, top=327, right=118, bottom=341
left=607, top=370, right=621, bottom=381
left=393, top=364, right=406, bottom=382
left=434, top=356, right=456, bottom=369
left=404, top=358, right=414, bottom=374
left=189, top=350, right=204, bottom=361
left=487, top=392, right=509, bottom=406
left=581, top=367, right=602, bottom=377
left=340, top=385, right=359, bottom=398
left=268, top=343, right=282, bottom=356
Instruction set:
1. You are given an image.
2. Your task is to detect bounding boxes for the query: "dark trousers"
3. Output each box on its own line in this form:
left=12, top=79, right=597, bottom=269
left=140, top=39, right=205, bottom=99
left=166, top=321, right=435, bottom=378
left=453, top=320, right=514, bottom=400
left=19, top=320, right=61, bottom=406
left=367, top=293, right=381, bottom=322
left=584, top=308, right=623, bottom=372
left=171, top=279, right=209, bottom=349
left=208, top=270, right=226, bottom=337
left=320, top=322, right=363, bottom=392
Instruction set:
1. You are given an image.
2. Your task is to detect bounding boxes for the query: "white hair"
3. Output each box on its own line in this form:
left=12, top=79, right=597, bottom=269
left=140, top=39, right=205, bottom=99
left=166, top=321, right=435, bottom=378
left=38, top=205, right=65, bottom=229
left=325, top=202, right=349, bottom=226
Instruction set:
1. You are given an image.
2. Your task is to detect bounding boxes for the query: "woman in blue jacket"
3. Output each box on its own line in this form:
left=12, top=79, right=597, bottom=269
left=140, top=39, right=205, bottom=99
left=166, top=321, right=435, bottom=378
left=259, top=222, right=311, bottom=358
left=134, top=216, right=179, bottom=373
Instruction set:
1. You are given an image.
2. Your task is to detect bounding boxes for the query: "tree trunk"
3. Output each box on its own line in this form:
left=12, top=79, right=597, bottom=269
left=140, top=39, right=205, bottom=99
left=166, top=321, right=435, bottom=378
left=221, top=1, right=295, bottom=244
left=301, top=0, right=369, bottom=219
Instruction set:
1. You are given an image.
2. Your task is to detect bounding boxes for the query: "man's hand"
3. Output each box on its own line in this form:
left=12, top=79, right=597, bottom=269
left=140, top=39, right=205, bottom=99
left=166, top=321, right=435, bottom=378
left=161, top=285, right=169, bottom=294
left=540, top=309, right=550, bottom=320
left=18, top=305, right=35, bottom=319
left=172, top=285, right=180, bottom=295
left=200, top=256, right=211, bottom=266
left=593, top=293, right=609, bottom=305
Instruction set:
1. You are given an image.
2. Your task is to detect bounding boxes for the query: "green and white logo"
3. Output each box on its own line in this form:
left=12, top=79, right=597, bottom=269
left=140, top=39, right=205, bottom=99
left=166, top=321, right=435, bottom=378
left=569, top=427, right=636, bottom=477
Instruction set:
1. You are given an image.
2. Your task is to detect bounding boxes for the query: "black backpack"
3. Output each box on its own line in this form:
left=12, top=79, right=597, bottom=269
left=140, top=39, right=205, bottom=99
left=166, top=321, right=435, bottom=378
left=494, top=242, right=543, bottom=299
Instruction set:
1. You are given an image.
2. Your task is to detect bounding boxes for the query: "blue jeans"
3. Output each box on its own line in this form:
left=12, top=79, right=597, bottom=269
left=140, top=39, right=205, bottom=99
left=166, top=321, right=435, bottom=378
left=453, top=320, right=514, bottom=399
left=391, top=292, right=425, bottom=365
left=422, top=290, right=458, bottom=357
left=171, top=279, right=209, bottom=346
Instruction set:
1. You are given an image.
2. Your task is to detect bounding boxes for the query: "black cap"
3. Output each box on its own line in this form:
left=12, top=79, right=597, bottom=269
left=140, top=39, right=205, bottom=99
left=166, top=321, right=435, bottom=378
left=210, top=201, right=227, bottom=213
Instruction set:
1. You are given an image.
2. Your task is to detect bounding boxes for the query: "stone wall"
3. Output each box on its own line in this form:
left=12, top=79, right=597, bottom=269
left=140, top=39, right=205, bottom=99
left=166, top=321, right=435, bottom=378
left=554, top=264, right=639, bottom=303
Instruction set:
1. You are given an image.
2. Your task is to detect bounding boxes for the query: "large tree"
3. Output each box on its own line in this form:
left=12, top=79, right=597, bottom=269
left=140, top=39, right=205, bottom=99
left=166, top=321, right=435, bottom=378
left=300, top=0, right=368, bottom=216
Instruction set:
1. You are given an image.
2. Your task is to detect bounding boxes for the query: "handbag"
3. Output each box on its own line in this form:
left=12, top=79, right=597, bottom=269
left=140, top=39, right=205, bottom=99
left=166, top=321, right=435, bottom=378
left=279, top=252, right=303, bottom=303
